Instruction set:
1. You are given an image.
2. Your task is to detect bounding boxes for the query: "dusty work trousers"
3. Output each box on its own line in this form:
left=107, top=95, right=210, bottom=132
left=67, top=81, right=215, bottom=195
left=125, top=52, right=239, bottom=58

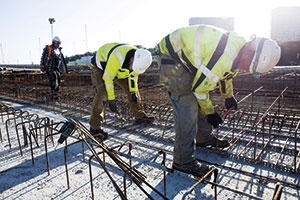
left=46, top=70, right=61, bottom=92
left=157, top=54, right=214, bottom=165
left=89, top=65, right=146, bottom=130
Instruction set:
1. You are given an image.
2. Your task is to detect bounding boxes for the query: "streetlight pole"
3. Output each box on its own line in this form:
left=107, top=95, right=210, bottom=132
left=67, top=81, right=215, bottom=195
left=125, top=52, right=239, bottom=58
left=0, top=43, right=4, bottom=64
left=85, top=24, right=88, bottom=64
left=48, top=18, right=55, bottom=39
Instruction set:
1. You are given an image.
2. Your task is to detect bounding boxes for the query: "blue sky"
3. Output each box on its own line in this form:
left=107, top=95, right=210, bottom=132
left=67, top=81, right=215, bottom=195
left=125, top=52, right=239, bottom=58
left=0, top=0, right=299, bottom=64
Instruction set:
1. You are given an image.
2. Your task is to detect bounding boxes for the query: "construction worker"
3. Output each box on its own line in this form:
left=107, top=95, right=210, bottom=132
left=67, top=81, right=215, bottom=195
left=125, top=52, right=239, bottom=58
left=157, top=25, right=281, bottom=177
left=40, top=36, right=67, bottom=101
left=89, top=43, right=154, bottom=141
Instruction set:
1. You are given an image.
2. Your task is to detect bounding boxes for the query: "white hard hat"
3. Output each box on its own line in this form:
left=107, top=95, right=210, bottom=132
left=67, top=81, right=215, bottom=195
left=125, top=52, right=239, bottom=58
left=132, top=49, right=152, bottom=74
left=249, top=37, right=281, bottom=74
left=52, top=36, right=61, bottom=44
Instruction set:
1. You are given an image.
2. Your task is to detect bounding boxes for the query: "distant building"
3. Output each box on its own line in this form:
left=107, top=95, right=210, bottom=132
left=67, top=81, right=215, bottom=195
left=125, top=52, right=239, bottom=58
left=271, top=7, right=300, bottom=41
left=189, top=17, right=234, bottom=31
left=68, top=55, right=92, bottom=65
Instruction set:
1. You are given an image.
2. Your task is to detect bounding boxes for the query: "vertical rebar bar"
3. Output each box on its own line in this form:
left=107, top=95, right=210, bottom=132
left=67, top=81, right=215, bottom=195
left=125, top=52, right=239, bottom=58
left=294, top=119, right=300, bottom=172
left=272, top=184, right=283, bottom=200
left=64, top=147, right=70, bottom=189
left=28, top=130, right=34, bottom=165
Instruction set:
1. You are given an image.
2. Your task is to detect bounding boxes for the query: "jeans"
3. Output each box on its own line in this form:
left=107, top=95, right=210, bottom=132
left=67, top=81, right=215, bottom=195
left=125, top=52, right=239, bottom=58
left=157, top=54, right=213, bottom=165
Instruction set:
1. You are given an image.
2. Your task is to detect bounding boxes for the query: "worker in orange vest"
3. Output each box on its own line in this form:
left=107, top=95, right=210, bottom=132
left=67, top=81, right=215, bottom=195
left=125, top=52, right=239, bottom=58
left=40, top=36, right=67, bottom=101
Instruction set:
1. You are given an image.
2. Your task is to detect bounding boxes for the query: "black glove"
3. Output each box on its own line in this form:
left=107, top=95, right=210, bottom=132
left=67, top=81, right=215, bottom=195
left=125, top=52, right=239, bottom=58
left=225, top=96, right=237, bottom=110
left=108, top=100, right=117, bottom=113
left=207, top=112, right=223, bottom=128
left=40, top=65, right=45, bottom=72
left=131, top=93, right=138, bottom=104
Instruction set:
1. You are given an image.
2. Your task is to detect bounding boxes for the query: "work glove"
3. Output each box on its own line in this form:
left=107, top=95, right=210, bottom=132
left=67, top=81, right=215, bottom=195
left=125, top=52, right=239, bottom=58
left=40, top=65, right=45, bottom=72
left=108, top=100, right=117, bottom=113
left=207, top=112, right=223, bottom=128
left=131, top=92, right=138, bottom=104
left=225, top=96, right=237, bottom=110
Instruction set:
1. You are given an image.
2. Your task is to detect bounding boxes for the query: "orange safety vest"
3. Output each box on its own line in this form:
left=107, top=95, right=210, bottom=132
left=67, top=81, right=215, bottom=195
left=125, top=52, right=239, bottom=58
left=46, top=45, right=52, bottom=65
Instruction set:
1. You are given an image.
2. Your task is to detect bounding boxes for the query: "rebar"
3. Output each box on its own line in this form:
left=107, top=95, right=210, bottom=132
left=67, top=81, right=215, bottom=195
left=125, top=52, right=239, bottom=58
left=1, top=70, right=300, bottom=199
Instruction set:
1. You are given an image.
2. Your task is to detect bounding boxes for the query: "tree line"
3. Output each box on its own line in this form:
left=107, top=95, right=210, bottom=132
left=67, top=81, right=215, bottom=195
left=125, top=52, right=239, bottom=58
left=65, top=45, right=157, bottom=63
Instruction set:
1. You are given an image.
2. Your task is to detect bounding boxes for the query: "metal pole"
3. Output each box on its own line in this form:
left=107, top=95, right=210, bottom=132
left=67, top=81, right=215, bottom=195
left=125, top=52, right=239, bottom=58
left=51, top=24, right=54, bottom=39
left=0, top=43, right=4, bottom=64
left=48, top=18, right=55, bottom=39
left=85, top=24, right=88, bottom=64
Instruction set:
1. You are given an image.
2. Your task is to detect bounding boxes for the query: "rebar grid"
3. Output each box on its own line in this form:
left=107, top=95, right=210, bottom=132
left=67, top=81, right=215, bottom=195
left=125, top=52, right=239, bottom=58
left=0, top=71, right=300, bottom=173
left=0, top=102, right=298, bottom=199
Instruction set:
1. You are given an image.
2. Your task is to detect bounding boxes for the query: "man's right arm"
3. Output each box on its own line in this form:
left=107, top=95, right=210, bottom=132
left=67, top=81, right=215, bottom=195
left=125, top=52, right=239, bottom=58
left=40, top=46, right=48, bottom=72
left=102, top=55, right=119, bottom=100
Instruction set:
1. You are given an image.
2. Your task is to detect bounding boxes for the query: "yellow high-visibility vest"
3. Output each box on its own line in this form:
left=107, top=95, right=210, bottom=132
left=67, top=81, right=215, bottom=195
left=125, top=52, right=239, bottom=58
left=158, top=25, right=246, bottom=114
left=94, top=43, right=139, bottom=100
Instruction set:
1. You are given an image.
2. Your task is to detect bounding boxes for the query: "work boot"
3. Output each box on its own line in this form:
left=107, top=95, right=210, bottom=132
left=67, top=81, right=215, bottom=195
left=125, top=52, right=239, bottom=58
left=172, top=160, right=212, bottom=178
left=196, top=136, right=230, bottom=148
left=90, top=128, right=108, bottom=142
left=135, top=115, right=155, bottom=124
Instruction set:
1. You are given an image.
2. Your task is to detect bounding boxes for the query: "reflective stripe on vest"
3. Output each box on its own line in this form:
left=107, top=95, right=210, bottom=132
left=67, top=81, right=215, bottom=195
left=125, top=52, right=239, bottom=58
left=169, top=27, right=223, bottom=83
left=225, top=45, right=236, bottom=60
left=104, top=71, right=115, bottom=79
left=94, top=43, right=111, bottom=70
left=106, top=44, right=125, bottom=64
left=172, top=30, right=181, bottom=52
left=165, top=35, right=195, bottom=74
left=102, top=43, right=110, bottom=59
left=198, top=64, right=220, bottom=83
left=96, top=51, right=103, bottom=70
left=194, top=26, right=205, bottom=68
left=171, top=29, right=198, bottom=75
left=193, top=26, right=220, bottom=84
left=113, top=48, right=124, bottom=64
left=129, top=76, right=138, bottom=80
left=96, top=43, right=126, bottom=71
left=105, top=83, right=114, bottom=88
left=192, top=33, right=229, bottom=92
left=193, top=92, right=208, bottom=100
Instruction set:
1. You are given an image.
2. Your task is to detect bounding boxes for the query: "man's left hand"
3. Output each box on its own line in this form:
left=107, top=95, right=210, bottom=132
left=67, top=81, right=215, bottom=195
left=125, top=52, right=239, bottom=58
left=225, top=96, right=237, bottom=110
left=40, top=65, right=45, bottom=72
left=108, top=100, right=117, bottom=113
left=207, top=112, right=223, bottom=128
left=131, top=93, right=138, bottom=104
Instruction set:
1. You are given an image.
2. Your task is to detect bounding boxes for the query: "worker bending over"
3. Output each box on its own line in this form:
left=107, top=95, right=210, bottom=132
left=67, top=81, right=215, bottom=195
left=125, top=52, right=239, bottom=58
left=157, top=25, right=281, bottom=176
left=89, top=43, right=154, bottom=141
